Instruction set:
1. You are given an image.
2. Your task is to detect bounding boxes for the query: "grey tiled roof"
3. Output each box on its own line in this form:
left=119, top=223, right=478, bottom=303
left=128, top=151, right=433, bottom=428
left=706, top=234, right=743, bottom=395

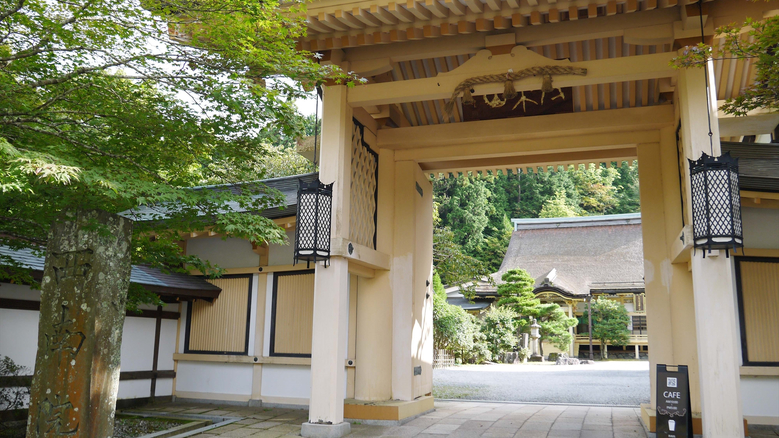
left=0, top=246, right=220, bottom=298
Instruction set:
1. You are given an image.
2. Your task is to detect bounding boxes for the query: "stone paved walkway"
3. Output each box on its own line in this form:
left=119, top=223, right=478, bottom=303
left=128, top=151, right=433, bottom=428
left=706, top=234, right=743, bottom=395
left=127, top=400, right=779, bottom=437
left=128, top=400, right=649, bottom=437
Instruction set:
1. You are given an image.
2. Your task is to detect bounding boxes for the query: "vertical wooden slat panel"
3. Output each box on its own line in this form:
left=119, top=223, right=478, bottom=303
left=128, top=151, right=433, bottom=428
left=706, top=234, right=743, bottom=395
left=740, top=261, right=779, bottom=363
left=189, top=276, right=250, bottom=353
left=273, top=273, right=315, bottom=355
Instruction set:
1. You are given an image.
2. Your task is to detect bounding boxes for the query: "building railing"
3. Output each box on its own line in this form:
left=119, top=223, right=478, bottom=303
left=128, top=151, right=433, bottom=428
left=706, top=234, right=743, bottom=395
left=574, top=334, right=648, bottom=344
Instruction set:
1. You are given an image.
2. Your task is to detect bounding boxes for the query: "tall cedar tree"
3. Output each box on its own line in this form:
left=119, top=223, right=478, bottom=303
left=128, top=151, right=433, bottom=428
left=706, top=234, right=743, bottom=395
left=0, top=0, right=348, bottom=308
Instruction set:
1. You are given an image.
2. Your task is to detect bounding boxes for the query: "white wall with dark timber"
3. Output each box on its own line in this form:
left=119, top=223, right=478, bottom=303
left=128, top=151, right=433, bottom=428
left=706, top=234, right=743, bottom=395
left=0, top=282, right=179, bottom=402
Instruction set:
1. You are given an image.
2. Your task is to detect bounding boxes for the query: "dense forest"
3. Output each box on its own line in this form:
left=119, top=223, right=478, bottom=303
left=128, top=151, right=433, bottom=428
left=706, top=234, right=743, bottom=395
left=433, top=162, right=640, bottom=283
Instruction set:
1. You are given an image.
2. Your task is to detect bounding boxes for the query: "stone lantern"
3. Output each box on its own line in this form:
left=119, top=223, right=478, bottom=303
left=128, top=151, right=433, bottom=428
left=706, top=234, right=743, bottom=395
left=529, top=318, right=543, bottom=362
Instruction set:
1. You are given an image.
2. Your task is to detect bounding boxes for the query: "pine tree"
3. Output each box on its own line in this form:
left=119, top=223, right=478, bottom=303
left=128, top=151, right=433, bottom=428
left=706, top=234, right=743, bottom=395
left=581, top=297, right=632, bottom=359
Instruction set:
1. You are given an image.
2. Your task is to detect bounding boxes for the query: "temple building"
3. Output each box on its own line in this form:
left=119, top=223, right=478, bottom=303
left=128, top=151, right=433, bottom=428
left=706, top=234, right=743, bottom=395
left=446, top=213, right=648, bottom=359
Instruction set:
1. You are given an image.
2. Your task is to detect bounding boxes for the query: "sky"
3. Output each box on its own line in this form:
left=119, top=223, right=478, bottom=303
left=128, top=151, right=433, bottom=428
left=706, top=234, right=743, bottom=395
left=295, top=93, right=320, bottom=117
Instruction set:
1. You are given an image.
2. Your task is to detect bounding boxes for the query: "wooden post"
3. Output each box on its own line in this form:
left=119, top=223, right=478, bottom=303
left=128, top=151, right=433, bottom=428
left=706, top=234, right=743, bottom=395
left=26, top=209, right=132, bottom=438
left=150, top=305, right=163, bottom=400
left=587, top=295, right=594, bottom=360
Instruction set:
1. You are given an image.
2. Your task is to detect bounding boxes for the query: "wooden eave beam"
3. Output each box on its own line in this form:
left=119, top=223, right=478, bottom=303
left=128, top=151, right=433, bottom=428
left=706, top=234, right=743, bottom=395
left=348, top=50, right=677, bottom=107
left=419, top=147, right=638, bottom=173
left=378, top=105, right=673, bottom=152
left=394, top=131, right=661, bottom=163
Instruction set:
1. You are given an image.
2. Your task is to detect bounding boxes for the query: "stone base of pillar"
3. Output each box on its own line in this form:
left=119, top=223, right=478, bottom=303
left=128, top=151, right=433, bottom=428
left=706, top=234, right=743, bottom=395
left=301, top=422, right=351, bottom=438
left=529, top=355, right=544, bottom=362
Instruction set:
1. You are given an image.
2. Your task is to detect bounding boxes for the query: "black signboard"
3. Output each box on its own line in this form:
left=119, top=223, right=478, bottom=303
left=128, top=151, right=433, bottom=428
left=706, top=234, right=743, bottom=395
left=656, top=364, right=693, bottom=438
left=462, top=87, right=574, bottom=122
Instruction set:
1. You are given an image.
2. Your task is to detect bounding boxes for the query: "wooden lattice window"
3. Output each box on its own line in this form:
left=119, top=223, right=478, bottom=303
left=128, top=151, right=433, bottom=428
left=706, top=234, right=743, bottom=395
left=185, top=275, right=252, bottom=355
left=634, top=294, right=645, bottom=312
left=631, top=315, right=647, bottom=335
left=270, top=271, right=315, bottom=357
left=350, top=119, right=378, bottom=249
left=735, top=257, right=779, bottom=366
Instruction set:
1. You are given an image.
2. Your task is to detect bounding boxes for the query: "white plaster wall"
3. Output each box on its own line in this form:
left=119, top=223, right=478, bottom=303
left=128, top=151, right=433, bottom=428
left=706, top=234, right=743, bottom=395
left=247, top=274, right=258, bottom=356
left=0, top=308, right=39, bottom=369
left=742, top=207, right=779, bottom=249
left=186, top=237, right=259, bottom=268
left=741, top=377, right=779, bottom=423
left=120, top=317, right=155, bottom=372
left=155, top=378, right=174, bottom=397
left=176, top=361, right=253, bottom=395
left=178, top=302, right=188, bottom=354
left=118, top=380, right=151, bottom=400
left=158, top=320, right=177, bottom=370
left=261, top=364, right=310, bottom=399
left=268, top=230, right=295, bottom=266
left=263, top=275, right=274, bottom=357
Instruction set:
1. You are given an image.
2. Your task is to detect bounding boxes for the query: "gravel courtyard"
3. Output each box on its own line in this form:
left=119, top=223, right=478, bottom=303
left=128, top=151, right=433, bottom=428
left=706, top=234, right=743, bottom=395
left=433, top=361, right=650, bottom=406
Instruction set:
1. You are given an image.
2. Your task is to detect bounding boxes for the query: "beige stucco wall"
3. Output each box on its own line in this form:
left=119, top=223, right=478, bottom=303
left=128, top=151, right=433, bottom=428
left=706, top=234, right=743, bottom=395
left=412, top=165, right=434, bottom=399
left=186, top=237, right=259, bottom=268
left=637, top=132, right=701, bottom=414
left=354, top=148, right=395, bottom=401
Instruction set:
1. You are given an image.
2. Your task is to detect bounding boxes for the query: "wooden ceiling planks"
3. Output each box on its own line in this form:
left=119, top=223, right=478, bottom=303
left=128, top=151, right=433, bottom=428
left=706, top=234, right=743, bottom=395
left=301, top=0, right=709, bottom=49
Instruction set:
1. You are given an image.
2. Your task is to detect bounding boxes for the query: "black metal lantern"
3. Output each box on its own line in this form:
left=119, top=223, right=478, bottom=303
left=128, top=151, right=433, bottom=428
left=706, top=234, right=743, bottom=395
left=688, top=151, right=743, bottom=256
left=294, top=178, right=333, bottom=267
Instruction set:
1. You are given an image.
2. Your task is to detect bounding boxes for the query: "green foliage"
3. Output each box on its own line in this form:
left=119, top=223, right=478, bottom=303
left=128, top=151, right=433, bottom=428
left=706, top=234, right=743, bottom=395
left=496, top=268, right=576, bottom=355
left=432, top=213, right=492, bottom=294
left=496, top=268, right=539, bottom=333
left=673, top=13, right=779, bottom=116
left=256, top=144, right=314, bottom=179
left=526, top=303, right=577, bottom=356
left=480, top=305, right=518, bottom=358
left=571, top=164, right=619, bottom=214
left=580, top=297, right=631, bottom=358
left=436, top=175, right=491, bottom=253
left=259, top=114, right=320, bottom=151
left=539, top=190, right=579, bottom=218
left=0, top=0, right=345, bottom=306
left=432, top=271, right=487, bottom=362
left=433, top=271, right=446, bottom=300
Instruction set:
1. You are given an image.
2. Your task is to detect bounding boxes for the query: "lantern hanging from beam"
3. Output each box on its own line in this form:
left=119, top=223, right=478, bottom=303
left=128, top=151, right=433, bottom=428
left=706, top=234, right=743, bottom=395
left=688, top=151, right=743, bottom=257
left=294, top=178, right=333, bottom=267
